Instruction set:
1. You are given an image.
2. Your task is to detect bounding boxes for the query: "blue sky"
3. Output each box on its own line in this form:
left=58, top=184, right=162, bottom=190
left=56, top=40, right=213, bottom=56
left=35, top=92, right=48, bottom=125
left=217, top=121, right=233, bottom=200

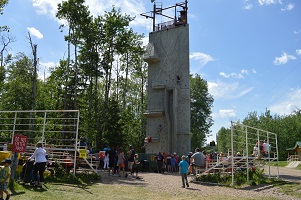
left=1, top=0, right=301, bottom=144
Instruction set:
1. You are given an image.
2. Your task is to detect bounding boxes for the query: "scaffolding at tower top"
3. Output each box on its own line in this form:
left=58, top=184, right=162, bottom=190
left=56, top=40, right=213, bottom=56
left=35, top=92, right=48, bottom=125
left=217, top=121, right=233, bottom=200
left=140, top=0, right=188, bottom=32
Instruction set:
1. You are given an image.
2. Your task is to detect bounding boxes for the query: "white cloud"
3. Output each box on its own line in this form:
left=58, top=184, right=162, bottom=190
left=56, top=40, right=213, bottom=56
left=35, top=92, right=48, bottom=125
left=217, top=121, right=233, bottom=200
left=241, top=69, right=248, bottom=74
left=219, top=69, right=251, bottom=79
left=31, top=0, right=147, bottom=27
left=237, top=87, right=254, bottom=97
left=219, top=72, right=244, bottom=79
left=219, top=109, right=236, bottom=118
left=269, top=88, right=301, bottom=115
left=258, top=0, right=276, bottom=6
left=27, top=27, right=43, bottom=39
left=243, top=0, right=253, bottom=9
left=294, top=30, right=301, bottom=34
left=208, top=81, right=253, bottom=99
left=38, top=61, right=57, bottom=80
left=212, top=109, right=236, bottom=119
left=252, top=69, right=257, bottom=74
left=281, top=3, right=294, bottom=11
left=296, top=49, right=301, bottom=56
left=273, top=52, right=296, bottom=65
left=142, top=36, right=149, bottom=47
left=32, top=0, right=60, bottom=19
left=190, top=52, right=215, bottom=67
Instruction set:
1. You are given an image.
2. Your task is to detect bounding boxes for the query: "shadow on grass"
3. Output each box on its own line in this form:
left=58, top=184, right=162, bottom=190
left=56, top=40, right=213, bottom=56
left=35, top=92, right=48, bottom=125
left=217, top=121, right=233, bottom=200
left=49, top=182, right=93, bottom=194
left=277, top=174, right=301, bottom=182
left=10, top=182, right=48, bottom=199
left=98, top=173, right=148, bottom=187
left=186, top=187, right=201, bottom=191
left=237, top=184, right=275, bottom=192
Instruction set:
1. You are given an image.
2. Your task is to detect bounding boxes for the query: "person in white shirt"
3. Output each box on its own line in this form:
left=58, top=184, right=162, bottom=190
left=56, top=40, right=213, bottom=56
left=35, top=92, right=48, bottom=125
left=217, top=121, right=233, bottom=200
left=29, top=142, right=47, bottom=187
left=263, top=140, right=269, bottom=157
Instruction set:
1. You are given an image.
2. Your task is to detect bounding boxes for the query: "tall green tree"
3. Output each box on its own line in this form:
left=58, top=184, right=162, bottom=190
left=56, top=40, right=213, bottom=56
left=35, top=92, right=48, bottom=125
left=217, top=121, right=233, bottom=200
left=102, top=97, right=125, bottom=148
left=100, top=7, right=135, bottom=135
left=1, top=53, right=35, bottom=110
left=190, top=74, right=214, bottom=150
left=56, top=0, right=92, bottom=110
left=216, top=109, right=301, bottom=160
left=216, top=127, right=231, bottom=153
left=76, top=15, right=104, bottom=148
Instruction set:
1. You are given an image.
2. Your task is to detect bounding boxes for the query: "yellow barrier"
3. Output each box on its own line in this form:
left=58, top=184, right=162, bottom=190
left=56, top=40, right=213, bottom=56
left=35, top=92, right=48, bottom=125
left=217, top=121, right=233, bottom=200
left=0, top=151, right=10, bottom=162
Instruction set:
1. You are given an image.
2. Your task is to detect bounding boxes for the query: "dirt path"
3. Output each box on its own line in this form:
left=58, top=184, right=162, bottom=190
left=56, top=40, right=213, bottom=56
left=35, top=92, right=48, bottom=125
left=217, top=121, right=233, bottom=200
left=264, top=166, right=301, bottom=183
left=98, top=167, right=301, bottom=200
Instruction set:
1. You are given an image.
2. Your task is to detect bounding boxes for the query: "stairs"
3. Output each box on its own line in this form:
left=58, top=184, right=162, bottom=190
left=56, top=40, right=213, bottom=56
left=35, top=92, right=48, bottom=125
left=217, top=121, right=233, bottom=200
left=286, top=161, right=301, bottom=168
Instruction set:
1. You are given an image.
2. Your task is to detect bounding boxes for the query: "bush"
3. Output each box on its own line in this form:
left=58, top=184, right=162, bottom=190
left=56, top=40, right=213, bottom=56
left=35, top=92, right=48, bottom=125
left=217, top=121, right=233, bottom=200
left=196, top=168, right=265, bottom=187
left=45, top=161, right=100, bottom=184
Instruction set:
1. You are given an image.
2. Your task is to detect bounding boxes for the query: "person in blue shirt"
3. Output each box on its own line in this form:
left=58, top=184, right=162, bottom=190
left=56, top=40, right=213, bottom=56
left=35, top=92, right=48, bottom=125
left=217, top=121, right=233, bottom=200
left=178, top=155, right=189, bottom=188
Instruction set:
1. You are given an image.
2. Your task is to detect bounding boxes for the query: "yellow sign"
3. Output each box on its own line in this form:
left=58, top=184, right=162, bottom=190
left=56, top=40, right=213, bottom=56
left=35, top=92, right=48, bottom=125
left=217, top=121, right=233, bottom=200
left=79, top=149, right=87, bottom=158
left=150, top=155, right=155, bottom=161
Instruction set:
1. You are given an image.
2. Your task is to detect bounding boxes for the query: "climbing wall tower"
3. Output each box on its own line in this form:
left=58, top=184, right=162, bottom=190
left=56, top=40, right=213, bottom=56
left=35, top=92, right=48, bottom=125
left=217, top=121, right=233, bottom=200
left=141, top=1, right=190, bottom=157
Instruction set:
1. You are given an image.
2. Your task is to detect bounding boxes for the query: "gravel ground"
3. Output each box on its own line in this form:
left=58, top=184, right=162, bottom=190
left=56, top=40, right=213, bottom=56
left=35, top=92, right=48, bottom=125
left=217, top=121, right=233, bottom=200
left=98, top=166, right=301, bottom=200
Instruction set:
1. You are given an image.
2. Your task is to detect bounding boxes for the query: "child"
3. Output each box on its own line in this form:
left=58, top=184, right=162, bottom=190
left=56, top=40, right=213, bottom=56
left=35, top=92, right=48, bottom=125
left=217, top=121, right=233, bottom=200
left=103, top=150, right=109, bottom=169
left=171, top=155, right=176, bottom=173
left=132, top=154, right=141, bottom=179
left=178, top=155, right=189, bottom=188
left=0, top=158, right=11, bottom=200
left=117, top=148, right=125, bottom=177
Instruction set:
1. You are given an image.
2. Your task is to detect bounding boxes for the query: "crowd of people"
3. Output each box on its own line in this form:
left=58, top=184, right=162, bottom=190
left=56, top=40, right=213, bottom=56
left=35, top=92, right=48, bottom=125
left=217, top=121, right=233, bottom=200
left=154, top=148, right=206, bottom=176
left=0, top=138, right=270, bottom=196
left=97, top=146, right=208, bottom=188
left=100, top=145, right=141, bottom=179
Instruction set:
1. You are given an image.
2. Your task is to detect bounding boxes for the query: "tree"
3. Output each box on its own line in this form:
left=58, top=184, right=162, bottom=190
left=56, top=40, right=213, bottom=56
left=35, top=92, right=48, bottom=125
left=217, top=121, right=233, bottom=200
left=0, top=34, right=14, bottom=93
left=56, top=0, right=92, bottom=110
left=0, top=33, right=15, bottom=67
left=102, top=98, right=125, bottom=148
left=216, top=109, right=301, bottom=160
left=0, top=0, right=9, bottom=32
left=1, top=53, right=34, bottom=111
left=100, top=7, right=135, bottom=135
left=216, top=127, right=231, bottom=153
left=190, top=74, right=214, bottom=150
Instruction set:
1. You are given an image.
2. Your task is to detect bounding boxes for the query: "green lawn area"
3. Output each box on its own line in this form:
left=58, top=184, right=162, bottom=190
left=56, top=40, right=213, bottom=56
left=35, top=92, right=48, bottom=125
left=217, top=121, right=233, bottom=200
left=8, top=181, right=281, bottom=200
left=270, top=160, right=288, bottom=167
left=7, top=163, right=301, bottom=200
left=269, top=160, right=301, bottom=167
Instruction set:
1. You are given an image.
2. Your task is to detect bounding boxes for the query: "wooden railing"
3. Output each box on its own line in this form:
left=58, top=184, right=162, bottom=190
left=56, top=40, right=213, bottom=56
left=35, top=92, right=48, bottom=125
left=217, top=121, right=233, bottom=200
left=287, top=155, right=299, bottom=162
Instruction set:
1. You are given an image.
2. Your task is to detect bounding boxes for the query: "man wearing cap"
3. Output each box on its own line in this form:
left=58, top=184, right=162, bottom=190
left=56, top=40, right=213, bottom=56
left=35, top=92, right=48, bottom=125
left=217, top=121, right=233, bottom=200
left=0, top=158, right=11, bottom=200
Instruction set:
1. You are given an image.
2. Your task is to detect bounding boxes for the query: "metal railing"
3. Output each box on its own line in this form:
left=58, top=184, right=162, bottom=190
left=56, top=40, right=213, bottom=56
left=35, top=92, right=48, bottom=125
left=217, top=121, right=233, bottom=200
left=0, top=110, right=80, bottom=176
left=154, top=20, right=175, bottom=32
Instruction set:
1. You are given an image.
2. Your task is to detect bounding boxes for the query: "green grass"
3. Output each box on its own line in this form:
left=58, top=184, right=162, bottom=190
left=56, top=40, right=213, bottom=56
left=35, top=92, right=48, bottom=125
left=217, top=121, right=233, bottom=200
left=270, top=161, right=288, bottom=167
left=266, top=178, right=301, bottom=199
left=7, top=162, right=301, bottom=200
left=269, top=160, right=301, bottom=168
left=8, top=181, right=282, bottom=200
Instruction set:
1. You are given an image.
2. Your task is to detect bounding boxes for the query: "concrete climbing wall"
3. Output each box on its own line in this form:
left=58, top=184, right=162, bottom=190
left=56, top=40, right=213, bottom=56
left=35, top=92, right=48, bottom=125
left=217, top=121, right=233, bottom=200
left=144, top=24, right=190, bottom=157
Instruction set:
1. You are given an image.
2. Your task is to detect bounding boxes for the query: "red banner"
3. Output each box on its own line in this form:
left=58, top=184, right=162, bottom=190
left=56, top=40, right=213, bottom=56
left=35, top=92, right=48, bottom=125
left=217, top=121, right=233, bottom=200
left=12, top=134, right=28, bottom=153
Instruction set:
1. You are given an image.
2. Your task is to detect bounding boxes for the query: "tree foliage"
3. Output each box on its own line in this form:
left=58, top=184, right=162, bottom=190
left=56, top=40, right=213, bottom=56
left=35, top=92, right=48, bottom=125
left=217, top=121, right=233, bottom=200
left=0, top=4, right=214, bottom=152
left=216, top=109, right=301, bottom=160
left=0, top=0, right=9, bottom=32
left=190, top=74, right=214, bottom=150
